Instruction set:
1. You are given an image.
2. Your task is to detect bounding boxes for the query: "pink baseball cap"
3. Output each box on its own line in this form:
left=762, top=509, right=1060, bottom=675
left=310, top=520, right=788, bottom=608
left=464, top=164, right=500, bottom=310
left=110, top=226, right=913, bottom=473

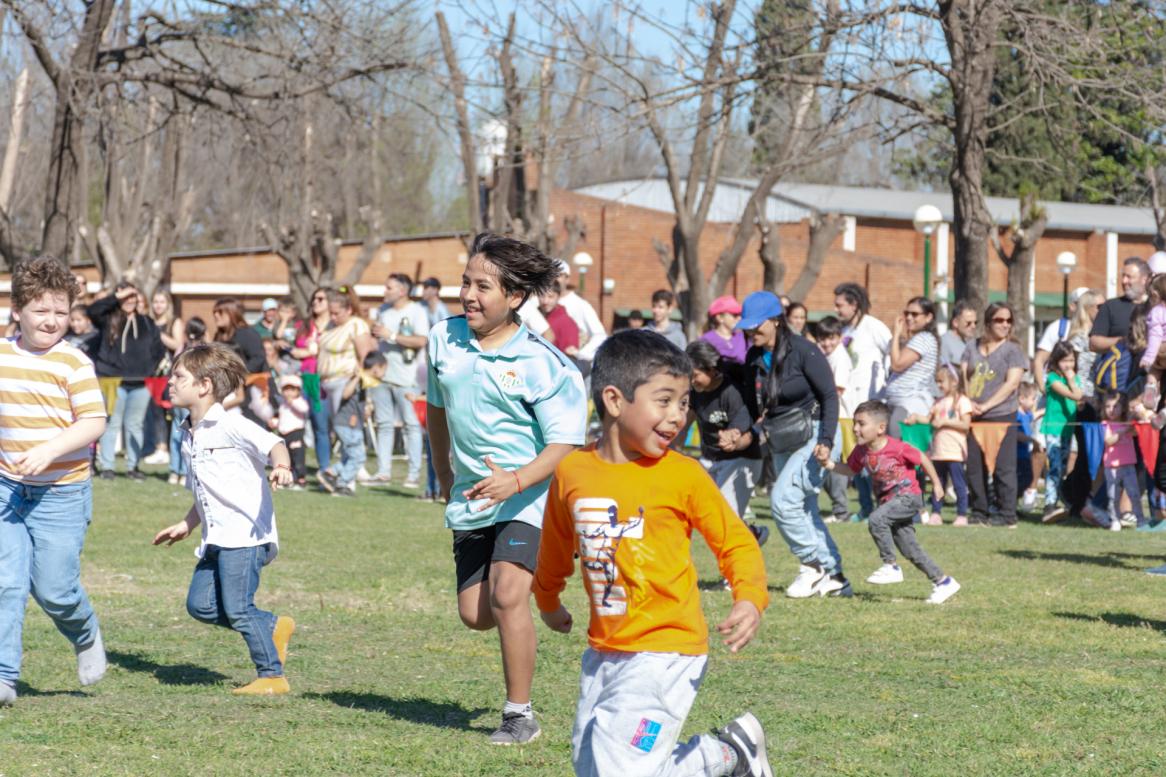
left=708, top=295, right=742, bottom=317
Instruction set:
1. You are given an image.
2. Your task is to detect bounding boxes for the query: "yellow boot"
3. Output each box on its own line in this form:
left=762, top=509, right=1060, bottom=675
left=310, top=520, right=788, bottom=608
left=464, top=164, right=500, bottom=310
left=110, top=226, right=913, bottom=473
left=273, top=616, right=296, bottom=665
left=232, top=676, right=290, bottom=695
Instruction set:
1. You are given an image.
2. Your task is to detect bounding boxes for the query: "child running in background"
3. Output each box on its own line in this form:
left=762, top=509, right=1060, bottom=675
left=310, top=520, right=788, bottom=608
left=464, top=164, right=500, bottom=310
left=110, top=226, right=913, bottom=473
left=815, top=316, right=856, bottom=524
left=820, top=400, right=960, bottom=604
left=1101, top=393, right=1144, bottom=532
left=907, top=365, right=972, bottom=526
left=1040, top=342, right=1083, bottom=524
left=0, top=257, right=109, bottom=707
left=535, top=329, right=773, bottom=777
left=685, top=340, right=769, bottom=546
left=427, top=233, right=587, bottom=745
left=152, top=343, right=296, bottom=695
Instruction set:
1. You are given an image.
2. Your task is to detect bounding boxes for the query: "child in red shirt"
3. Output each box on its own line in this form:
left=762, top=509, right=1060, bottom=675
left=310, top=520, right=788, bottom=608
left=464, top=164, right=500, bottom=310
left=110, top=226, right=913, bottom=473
left=819, top=399, right=960, bottom=604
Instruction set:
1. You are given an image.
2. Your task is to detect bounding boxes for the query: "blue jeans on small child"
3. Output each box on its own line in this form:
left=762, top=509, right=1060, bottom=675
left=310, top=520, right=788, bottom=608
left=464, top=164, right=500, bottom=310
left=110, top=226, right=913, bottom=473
left=185, top=543, right=282, bottom=677
left=0, top=478, right=99, bottom=683
left=930, top=460, right=968, bottom=516
left=333, top=422, right=367, bottom=488
left=1043, top=432, right=1071, bottom=508
left=1105, top=465, right=1144, bottom=526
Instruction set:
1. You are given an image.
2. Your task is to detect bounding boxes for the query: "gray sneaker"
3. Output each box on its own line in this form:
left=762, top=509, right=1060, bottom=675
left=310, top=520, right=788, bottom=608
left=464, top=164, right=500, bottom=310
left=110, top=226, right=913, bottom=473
left=717, top=711, right=773, bottom=777
left=489, top=712, right=541, bottom=745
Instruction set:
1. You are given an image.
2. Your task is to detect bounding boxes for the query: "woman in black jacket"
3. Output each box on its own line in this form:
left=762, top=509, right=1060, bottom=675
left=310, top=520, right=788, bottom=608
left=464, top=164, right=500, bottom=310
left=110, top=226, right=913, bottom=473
left=738, top=291, right=850, bottom=598
left=89, top=282, right=164, bottom=479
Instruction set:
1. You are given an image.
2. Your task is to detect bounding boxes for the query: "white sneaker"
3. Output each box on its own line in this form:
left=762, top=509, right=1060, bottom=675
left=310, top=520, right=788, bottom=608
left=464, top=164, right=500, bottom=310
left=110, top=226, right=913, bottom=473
left=1021, top=489, right=1038, bottom=511
left=926, top=576, right=961, bottom=604
left=813, top=573, right=853, bottom=598
left=785, top=565, right=826, bottom=598
left=355, top=468, right=373, bottom=483
left=402, top=479, right=420, bottom=489
left=716, top=711, right=773, bottom=777
left=142, top=448, right=169, bottom=465
left=167, top=473, right=179, bottom=485
left=1109, top=517, right=1122, bottom=532
left=866, top=563, right=904, bottom=585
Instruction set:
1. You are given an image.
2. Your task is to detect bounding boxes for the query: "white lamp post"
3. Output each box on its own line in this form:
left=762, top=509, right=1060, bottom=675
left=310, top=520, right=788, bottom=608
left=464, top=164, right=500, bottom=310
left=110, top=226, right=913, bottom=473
left=573, top=251, right=594, bottom=293
left=1056, top=251, right=1077, bottom=318
left=912, top=204, right=943, bottom=297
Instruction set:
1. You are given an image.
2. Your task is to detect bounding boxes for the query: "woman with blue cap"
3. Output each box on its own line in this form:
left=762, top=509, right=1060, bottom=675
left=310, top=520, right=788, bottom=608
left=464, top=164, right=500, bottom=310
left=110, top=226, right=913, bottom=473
left=737, top=291, right=850, bottom=597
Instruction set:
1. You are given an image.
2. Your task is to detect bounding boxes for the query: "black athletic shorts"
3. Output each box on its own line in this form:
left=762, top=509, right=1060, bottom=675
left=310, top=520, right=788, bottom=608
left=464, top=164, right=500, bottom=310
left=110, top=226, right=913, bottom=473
left=452, top=521, right=541, bottom=592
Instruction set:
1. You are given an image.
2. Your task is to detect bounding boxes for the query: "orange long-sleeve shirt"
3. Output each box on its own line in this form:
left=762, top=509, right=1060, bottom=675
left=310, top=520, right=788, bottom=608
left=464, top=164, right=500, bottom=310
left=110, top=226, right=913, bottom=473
left=533, top=447, right=769, bottom=656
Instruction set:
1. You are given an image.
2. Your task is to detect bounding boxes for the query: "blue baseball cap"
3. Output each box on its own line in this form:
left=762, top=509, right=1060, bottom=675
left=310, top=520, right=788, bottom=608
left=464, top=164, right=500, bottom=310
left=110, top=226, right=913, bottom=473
left=734, top=291, right=783, bottom=330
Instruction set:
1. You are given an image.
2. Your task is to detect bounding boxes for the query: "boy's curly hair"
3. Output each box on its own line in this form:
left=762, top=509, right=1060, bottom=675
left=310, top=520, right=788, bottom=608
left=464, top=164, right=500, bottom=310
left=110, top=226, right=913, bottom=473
left=11, top=256, right=76, bottom=311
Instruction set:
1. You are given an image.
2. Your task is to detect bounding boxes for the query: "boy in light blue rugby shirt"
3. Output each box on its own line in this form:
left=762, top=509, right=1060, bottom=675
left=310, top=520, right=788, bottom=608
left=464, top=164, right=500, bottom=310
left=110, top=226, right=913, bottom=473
left=428, top=232, right=587, bottom=746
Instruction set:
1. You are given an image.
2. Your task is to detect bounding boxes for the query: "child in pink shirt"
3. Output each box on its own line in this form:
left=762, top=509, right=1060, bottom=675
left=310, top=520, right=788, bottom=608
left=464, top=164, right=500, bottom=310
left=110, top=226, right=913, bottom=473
left=1101, top=393, right=1142, bottom=532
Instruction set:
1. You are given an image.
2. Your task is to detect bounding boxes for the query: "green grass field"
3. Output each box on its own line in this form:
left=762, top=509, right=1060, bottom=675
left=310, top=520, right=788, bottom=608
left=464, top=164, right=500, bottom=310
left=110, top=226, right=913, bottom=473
left=3, top=467, right=1166, bottom=776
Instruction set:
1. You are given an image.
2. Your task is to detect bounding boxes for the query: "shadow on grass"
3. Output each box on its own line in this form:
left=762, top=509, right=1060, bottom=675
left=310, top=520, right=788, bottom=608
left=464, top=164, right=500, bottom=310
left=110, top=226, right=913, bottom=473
left=304, top=691, right=491, bottom=731
left=13, top=683, right=87, bottom=698
left=997, top=549, right=1156, bottom=569
left=1053, top=611, right=1166, bottom=632
left=107, top=650, right=228, bottom=686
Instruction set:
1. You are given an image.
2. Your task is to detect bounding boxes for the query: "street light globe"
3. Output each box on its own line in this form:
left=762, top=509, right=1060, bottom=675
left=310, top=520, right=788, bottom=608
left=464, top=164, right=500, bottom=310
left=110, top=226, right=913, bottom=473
left=572, top=251, right=594, bottom=268
left=1055, top=251, right=1077, bottom=275
left=912, top=204, right=943, bottom=235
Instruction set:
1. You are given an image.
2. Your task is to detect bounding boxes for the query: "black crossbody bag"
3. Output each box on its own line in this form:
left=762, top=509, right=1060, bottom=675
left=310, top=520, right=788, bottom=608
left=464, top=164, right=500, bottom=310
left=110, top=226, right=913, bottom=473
left=760, top=350, right=816, bottom=454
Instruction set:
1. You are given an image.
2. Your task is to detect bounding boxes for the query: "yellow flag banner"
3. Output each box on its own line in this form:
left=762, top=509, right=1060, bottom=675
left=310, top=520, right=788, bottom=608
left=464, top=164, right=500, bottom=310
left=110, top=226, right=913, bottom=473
left=97, top=377, right=122, bottom=416
left=970, top=422, right=1012, bottom=477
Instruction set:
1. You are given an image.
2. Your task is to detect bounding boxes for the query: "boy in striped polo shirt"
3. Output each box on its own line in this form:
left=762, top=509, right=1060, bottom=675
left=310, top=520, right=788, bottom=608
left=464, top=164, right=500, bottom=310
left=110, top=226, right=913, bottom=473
left=0, top=257, right=109, bottom=706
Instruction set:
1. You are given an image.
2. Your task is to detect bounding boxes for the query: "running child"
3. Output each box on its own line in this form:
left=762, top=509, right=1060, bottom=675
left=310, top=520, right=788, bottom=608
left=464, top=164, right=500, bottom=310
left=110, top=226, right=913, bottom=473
left=906, top=365, right=972, bottom=526
left=819, top=400, right=960, bottom=603
left=0, top=257, right=109, bottom=706
left=152, top=343, right=296, bottom=695
left=1040, top=341, right=1083, bottom=524
left=1101, top=393, right=1144, bottom=532
left=685, top=340, right=768, bottom=545
left=535, top=329, right=773, bottom=777
left=815, top=315, right=855, bottom=523
left=427, top=232, right=587, bottom=745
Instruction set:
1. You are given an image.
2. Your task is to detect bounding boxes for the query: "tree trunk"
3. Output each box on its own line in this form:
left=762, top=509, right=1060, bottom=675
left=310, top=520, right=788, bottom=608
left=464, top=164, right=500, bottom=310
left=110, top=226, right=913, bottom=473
left=993, top=193, right=1047, bottom=342
left=435, top=12, right=482, bottom=235
left=40, top=0, right=118, bottom=263
left=788, top=212, right=846, bottom=302
left=942, top=0, right=1001, bottom=314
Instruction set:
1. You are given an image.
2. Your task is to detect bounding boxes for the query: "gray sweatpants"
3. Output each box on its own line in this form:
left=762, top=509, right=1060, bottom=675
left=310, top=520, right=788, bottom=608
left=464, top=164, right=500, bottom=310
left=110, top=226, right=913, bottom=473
left=868, top=492, right=944, bottom=582
left=571, top=649, right=733, bottom=777
left=825, top=470, right=850, bottom=519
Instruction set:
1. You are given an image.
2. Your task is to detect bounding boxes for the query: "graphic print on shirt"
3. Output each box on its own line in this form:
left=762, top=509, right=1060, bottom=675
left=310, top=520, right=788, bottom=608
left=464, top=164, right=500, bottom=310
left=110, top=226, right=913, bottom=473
left=860, top=449, right=917, bottom=499
left=574, top=497, right=644, bottom=616
left=967, top=360, right=996, bottom=400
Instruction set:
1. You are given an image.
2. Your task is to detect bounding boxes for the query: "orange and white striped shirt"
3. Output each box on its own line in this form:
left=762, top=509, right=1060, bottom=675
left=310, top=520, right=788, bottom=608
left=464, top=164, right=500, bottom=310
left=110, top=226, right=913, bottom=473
left=0, top=337, right=107, bottom=485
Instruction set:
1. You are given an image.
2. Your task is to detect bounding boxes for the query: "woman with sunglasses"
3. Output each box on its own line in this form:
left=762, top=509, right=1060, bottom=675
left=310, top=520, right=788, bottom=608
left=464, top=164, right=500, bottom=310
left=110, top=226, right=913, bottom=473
left=290, top=288, right=334, bottom=471
left=960, top=302, right=1028, bottom=527
left=883, top=297, right=940, bottom=438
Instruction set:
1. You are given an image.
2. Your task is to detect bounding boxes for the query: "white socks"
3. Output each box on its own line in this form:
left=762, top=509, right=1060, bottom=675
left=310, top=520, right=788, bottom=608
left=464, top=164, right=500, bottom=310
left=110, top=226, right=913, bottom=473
left=503, top=699, right=533, bottom=719
left=75, top=629, right=107, bottom=687
left=0, top=680, right=15, bottom=706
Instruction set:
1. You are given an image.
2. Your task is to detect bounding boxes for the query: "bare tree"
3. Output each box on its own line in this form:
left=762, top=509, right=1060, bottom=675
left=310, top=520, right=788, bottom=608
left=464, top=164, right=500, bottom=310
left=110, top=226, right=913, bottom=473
left=1149, top=165, right=1166, bottom=252
left=991, top=191, right=1047, bottom=338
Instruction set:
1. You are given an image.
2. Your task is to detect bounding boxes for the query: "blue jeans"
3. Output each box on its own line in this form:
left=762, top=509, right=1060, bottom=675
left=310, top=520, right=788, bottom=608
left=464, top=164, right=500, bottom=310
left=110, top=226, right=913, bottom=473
left=309, top=395, right=331, bottom=471
left=370, top=383, right=422, bottom=480
left=333, top=421, right=367, bottom=487
left=1043, top=432, right=1071, bottom=508
left=98, top=384, right=151, bottom=472
left=424, top=434, right=438, bottom=495
left=769, top=424, right=843, bottom=575
left=931, top=461, right=969, bottom=515
left=1105, top=465, right=1144, bottom=526
left=169, top=407, right=189, bottom=476
left=0, top=478, right=99, bottom=682
left=185, top=543, right=282, bottom=677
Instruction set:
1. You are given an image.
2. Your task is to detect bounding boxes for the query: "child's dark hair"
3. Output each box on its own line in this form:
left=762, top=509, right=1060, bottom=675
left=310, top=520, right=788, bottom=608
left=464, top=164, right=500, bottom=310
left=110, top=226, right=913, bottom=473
left=1047, top=340, right=1077, bottom=378
left=185, top=316, right=207, bottom=342
left=685, top=340, right=722, bottom=374
left=628, top=309, right=645, bottom=322
left=363, top=351, right=388, bottom=370
left=468, top=232, right=559, bottom=305
left=854, top=399, right=891, bottom=426
left=651, top=289, right=674, bottom=306
left=12, top=256, right=77, bottom=311
left=813, top=315, right=843, bottom=339
left=1104, top=391, right=1129, bottom=421
left=173, top=343, right=247, bottom=402
left=592, top=330, right=692, bottom=420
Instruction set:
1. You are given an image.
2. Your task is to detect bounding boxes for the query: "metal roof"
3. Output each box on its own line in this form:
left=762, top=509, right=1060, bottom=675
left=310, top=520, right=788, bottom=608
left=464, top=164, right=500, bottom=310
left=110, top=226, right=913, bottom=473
left=575, top=178, right=1161, bottom=236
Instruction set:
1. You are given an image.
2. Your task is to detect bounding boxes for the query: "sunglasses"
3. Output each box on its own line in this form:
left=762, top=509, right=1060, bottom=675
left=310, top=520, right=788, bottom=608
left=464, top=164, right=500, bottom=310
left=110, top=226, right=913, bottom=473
left=903, top=310, right=924, bottom=317
left=991, top=317, right=1013, bottom=325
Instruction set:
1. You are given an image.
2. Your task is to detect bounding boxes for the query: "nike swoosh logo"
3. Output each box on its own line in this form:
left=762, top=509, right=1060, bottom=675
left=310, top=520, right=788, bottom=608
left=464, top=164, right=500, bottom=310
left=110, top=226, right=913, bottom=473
left=508, top=539, right=528, bottom=546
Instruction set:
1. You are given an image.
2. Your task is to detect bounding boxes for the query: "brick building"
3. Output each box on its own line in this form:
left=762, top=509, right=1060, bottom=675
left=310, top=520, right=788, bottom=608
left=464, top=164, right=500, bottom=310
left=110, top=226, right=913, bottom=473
left=1, top=180, right=1159, bottom=347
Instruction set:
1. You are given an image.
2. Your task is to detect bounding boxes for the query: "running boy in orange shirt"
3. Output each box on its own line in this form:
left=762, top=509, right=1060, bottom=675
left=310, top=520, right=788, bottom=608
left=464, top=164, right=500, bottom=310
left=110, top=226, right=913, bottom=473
left=533, top=329, right=772, bottom=777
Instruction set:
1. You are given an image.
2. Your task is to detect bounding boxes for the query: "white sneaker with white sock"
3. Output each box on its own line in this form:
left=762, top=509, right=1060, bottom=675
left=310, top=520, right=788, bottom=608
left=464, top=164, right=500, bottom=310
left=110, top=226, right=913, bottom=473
left=866, top=563, right=904, bottom=585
